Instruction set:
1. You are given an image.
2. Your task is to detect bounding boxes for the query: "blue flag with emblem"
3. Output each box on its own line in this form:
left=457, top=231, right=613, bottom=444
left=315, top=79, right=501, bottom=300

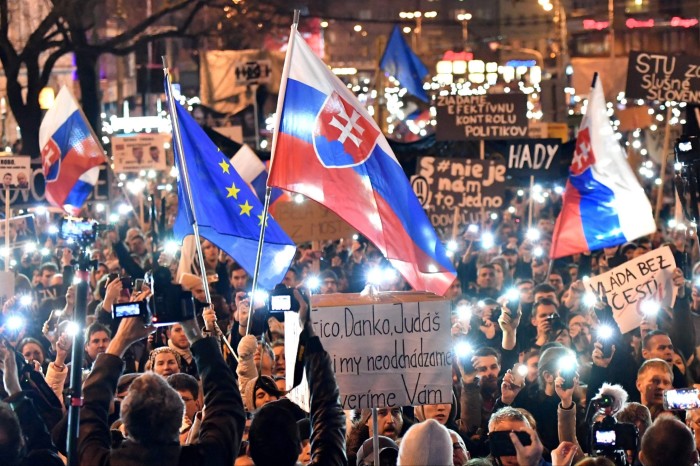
left=379, top=24, right=429, bottom=103
left=170, top=97, right=296, bottom=290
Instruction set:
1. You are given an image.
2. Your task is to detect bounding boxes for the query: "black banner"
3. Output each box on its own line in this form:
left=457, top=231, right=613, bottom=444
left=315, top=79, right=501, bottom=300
left=435, top=94, right=528, bottom=141
left=626, top=51, right=700, bottom=104
left=486, top=138, right=572, bottom=181
left=412, top=157, right=506, bottom=231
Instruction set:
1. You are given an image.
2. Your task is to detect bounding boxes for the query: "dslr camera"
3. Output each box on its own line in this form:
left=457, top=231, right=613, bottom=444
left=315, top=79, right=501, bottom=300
left=590, top=397, right=638, bottom=466
left=112, top=266, right=194, bottom=326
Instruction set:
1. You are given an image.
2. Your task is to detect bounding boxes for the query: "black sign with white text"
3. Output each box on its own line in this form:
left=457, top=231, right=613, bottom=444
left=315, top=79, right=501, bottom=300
left=435, top=93, right=528, bottom=141
left=487, top=139, right=571, bottom=181
left=626, top=51, right=700, bottom=104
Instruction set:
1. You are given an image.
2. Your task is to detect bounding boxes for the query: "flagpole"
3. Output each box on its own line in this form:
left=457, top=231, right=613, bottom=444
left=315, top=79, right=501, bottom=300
left=162, top=62, right=212, bottom=306
left=162, top=60, right=237, bottom=356
left=246, top=9, right=301, bottom=335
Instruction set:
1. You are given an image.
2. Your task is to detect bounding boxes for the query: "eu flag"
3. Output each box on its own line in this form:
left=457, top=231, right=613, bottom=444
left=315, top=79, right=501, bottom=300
left=170, top=98, right=296, bottom=290
left=379, top=25, right=429, bottom=103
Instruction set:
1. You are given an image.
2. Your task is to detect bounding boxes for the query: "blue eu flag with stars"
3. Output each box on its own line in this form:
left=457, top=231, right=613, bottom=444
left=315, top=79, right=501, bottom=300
left=379, top=24, right=429, bottom=103
left=170, top=99, right=296, bottom=290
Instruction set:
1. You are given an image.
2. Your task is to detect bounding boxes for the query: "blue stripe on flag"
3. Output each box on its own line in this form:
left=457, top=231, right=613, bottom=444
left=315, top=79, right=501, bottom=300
left=570, top=169, right=625, bottom=250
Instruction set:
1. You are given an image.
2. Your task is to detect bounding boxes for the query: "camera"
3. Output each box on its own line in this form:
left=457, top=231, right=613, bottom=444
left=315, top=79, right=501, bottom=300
left=269, top=284, right=301, bottom=313
left=591, top=412, right=638, bottom=466
left=147, top=266, right=195, bottom=327
left=489, top=430, right=532, bottom=457
left=546, top=313, right=566, bottom=333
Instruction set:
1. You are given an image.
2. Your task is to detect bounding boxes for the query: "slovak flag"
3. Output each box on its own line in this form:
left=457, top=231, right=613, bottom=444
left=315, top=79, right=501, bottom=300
left=39, top=86, right=105, bottom=214
left=550, top=75, right=656, bottom=259
left=268, top=31, right=456, bottom=295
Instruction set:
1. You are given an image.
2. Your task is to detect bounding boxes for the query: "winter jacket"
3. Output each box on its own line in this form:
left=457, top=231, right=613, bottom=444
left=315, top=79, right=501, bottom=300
left=77, top=336, right=245, bottom=466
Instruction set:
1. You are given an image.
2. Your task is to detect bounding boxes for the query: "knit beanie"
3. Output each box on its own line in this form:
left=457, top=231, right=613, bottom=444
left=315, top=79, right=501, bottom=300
left=397, top=419, right=453, bottom=466
left=243, top=375, right=281, bottom=412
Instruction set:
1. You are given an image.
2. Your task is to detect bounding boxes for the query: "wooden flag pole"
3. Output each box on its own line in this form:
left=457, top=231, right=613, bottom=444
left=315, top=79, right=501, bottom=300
left=654, top=105, right=673, bottom=224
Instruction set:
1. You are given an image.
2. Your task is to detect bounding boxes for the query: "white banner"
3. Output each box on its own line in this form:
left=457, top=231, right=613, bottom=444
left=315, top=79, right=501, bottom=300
left=586, top=246, right=676, bottom=333
left=111, top=133, right=169, bottom=173
left=287, top=298, right=453, bottom=410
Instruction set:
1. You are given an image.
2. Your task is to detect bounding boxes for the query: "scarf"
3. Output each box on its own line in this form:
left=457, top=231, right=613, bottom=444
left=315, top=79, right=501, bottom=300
left=168, top=339, right=193, bottom=365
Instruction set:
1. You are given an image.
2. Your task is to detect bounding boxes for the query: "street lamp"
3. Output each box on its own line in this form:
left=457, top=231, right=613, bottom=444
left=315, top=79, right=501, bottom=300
left=399, top=10, right=437, bottom=52
left=457, top=12, right=472, bottom=44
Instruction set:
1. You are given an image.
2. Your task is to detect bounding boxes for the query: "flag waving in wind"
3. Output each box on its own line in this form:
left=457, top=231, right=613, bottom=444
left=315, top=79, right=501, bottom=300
left=550, top=76, right=656, bottom=259
left=168, top=89, right=296, bottom=290
left=380, top=25, right=429, bottom=103
left=268, top=31, right=456, bottom=295
left=39, top=86, right=106, bottom=214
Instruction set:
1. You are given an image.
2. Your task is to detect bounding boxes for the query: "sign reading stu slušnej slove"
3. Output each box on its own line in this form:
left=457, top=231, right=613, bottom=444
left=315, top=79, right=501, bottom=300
left=436, top=93, right=528, bottom=140
left=310, top=296, right=453, bottom=410
left=626, top=51, right=700, bottom=104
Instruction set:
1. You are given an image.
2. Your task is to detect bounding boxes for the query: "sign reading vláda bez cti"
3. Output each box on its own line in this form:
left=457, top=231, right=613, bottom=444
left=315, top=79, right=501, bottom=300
left=626, top=51, right=700, bottom=104
left=435, top=93, right=529, bottom=141
left=286, top=293, right=453, bottom=411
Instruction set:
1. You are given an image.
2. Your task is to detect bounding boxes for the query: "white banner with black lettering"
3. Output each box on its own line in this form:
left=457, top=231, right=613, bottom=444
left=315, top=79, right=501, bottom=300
left=309, top=300, right=452, bottom=410
left=585, top=246, right=676, bottom=333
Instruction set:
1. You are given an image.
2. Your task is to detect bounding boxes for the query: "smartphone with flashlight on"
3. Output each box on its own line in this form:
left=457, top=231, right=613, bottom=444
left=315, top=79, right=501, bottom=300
left=511, top=363, right=528, bottom=388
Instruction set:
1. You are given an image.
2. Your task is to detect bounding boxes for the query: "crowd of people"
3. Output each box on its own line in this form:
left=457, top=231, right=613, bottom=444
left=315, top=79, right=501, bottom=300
left=0, top=187, right=699, bottom=466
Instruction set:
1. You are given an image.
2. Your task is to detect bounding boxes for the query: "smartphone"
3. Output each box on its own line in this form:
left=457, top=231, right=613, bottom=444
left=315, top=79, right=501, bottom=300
left=663, top=388, right=700, bottom=410
left=134, top=279, right=144, bottom=293
left=489, top=430, right=531, bottom=457
left=511, top=363, right=527, bottom=388
left=112, top=301, right=147, bottom=320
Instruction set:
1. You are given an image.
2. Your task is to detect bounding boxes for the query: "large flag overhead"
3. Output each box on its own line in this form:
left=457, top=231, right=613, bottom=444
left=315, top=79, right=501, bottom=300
left=268, top=31, right=456, bottom=295
left=379, top=25, right=429, bottom=103
left=168, top=91, right=296, bottom=290
left=550, top=76, right=655, bottom=259
left=38, top=86, right=105, bottom=214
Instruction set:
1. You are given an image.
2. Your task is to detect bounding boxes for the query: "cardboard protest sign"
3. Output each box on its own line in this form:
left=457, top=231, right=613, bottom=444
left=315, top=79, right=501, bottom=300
left=487, top=139, right=567, bottom=181
left=285, top=292, right=453, bottom=411
left=111, top=133, right=169, bottom=172
left=270, top=198, right=355, bottom=243
left=626, top=52, right=700, bottom=104
left=435, top=94, right=528, bottom=140
left=412, top=157, right=506, bottom=232
left=0, top=154, right=31, bottom=190
left=616, top=106, right=653, bottom=132
left=585, top=246, right=676, bottom=333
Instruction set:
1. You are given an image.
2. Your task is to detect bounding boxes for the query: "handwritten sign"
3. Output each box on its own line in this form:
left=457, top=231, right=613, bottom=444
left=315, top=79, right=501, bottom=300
left=285, top=293, right=453, bottom=410
left=626, top=52, right=700, bottom=104
left=487, top=139, right=568, bottom=181
left=413, top=157, right=506, bottom=231
left=586, top=246, right=676, bottom=333
left=435, top=94, right=528, bottom=141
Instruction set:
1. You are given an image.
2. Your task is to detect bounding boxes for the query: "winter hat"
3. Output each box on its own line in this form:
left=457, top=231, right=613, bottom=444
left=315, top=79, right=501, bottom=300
left=397, top=419, right=453, bottom=466
left=242, top=375, right=281, bottom=412
left=356, top=435, right=399, bottom=465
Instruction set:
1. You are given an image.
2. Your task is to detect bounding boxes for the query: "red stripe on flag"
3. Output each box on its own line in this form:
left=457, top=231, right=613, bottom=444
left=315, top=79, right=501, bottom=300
left=550, top=181, right=588, bottom=259
left=271, top=132, right=454, bottom=294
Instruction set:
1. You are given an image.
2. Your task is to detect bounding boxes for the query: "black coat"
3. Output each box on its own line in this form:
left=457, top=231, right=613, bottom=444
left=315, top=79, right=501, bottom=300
left=77, top=337, right=245, bottom=466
